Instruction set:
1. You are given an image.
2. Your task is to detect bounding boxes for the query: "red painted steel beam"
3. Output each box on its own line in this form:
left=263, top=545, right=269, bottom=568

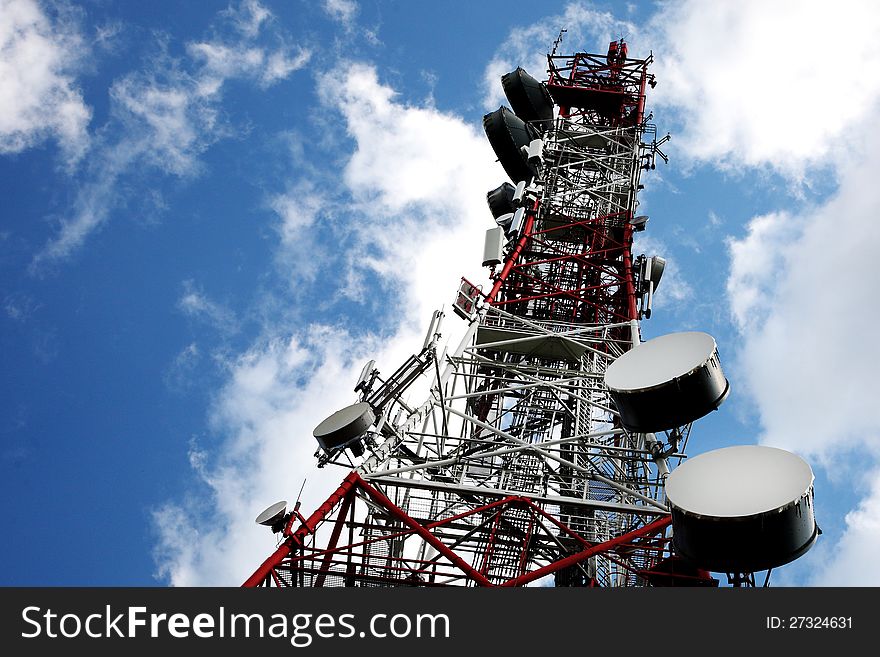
left=242, top=471, right=360, bottom=587
left=242, top=543, right=291, bottom=588
left=519, top=498, right=593, bottom=548
left=281, top=494, right=521, bottom=571
left=479, top=507, right=505, bottom=575
left=620, top=222, right=638, bottom=320
left=313, top=486, right=356, bottom=588
left=355, top=474, right=495, bottom=587
left=499, top=515, right=671, bottom=587
left=518, top=498, right=665, bottom=578
left=486, top=200, right=540, bottom=305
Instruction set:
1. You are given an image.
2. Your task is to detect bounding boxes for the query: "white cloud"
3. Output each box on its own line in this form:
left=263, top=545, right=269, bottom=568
left=725, top=211, right=791, bottom=332
left=187, top=41, right=311, bottom=92
left=726, top=132, right=880, bottom=468
left=321, top=0, right=381, bottom=45
left=154, top=327, right=372, bottom=586
left=153, top=62, right=503, bottom=585
left=32, top=155, right=122, bottom=266
left=811, top=468, right=880, bottom=585
left=178, top=281, right=239, bottom=336
left=481, top=0, right=880, bottom=178
left=704, top=3, right=880, bottom=583
left=648, top=0, right=880, bottom=177
left=328, top=64, right=493, bottom=213
left=267, top=181, right=331, bottom=286
left=223, top=0, right=272, bottom=39
left=30, top=62, right=217, bottom=268
left=270, top=184, right=323, bottom=238
left=321, top=63, right=500, bottom=319
left=163, top=342, right=201, bottom=393
left=263, top=48, right=311, bottom=85
left=32, top=0, right=309, bottom=268
left=3, top=292, right=40, bottom=321
left=0, top=0, right=91, bottom=164
left=112, top=71, right=218, bottom=176
left=323, top=0, right=358, bottom=29
left=92, top=20, right=124, bottom=53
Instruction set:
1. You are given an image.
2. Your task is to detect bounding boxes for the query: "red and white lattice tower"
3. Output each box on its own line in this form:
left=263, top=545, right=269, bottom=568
left=244, top=39, right=720, bottom=588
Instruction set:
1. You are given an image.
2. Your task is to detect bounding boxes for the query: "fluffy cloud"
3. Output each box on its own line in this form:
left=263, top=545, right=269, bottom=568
left=811, top=471, right=880, bottom=585
left=0, top=0, right=91, bottom=164
left=154, top=326, right=376, bottom=586
left=648, top=0, right=880, bottom=177
left=178, top=280, right=239, bottom=337
left=33, top=0, right=310, bottom=268
left=315, top=62, right=497, bottom=316
left=693, top=2, right=880, bottom=583
left=187, top=41, right=310, bottom=92
left=481, top=0, right=880, bottom=178
left=725, top=211, right=791, bottom=332
left=726, top=128, right=880, bottom=467
left=323, top=0, right=358, bottom=29
left=224, top=0, right=272, bottom=39
left=153, top=62, right=501, bottom=585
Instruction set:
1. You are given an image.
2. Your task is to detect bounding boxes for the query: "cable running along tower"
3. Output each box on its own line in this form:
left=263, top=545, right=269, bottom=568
left=244, top=38, right=818, bottom=588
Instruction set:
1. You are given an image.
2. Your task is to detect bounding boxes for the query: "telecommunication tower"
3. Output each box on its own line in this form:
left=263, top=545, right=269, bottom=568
left=244, top=38, right=818, bottom=588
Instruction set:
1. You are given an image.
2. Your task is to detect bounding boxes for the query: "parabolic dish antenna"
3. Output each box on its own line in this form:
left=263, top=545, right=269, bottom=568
left=255, top=500, right=288, bottom=529
left=666, top=445, right=818, bottom=573
left=313, top=401, right=375, bottom=453
left=604, top=331, right=729, bottom=432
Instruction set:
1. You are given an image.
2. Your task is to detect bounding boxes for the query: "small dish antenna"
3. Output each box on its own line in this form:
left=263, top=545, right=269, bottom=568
left=313, top=401, right=376, bottom=456
left=255, top=500, right=290, bottom=534
left=630, top=215, right=649, bottom=231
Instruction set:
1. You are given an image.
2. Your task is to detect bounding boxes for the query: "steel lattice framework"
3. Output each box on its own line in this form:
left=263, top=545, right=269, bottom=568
left=244, top=41, right=716, bottom=588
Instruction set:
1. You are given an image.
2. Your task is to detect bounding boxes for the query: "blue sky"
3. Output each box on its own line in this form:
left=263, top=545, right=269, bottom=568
left=2, top=0, right=880, bottom=586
